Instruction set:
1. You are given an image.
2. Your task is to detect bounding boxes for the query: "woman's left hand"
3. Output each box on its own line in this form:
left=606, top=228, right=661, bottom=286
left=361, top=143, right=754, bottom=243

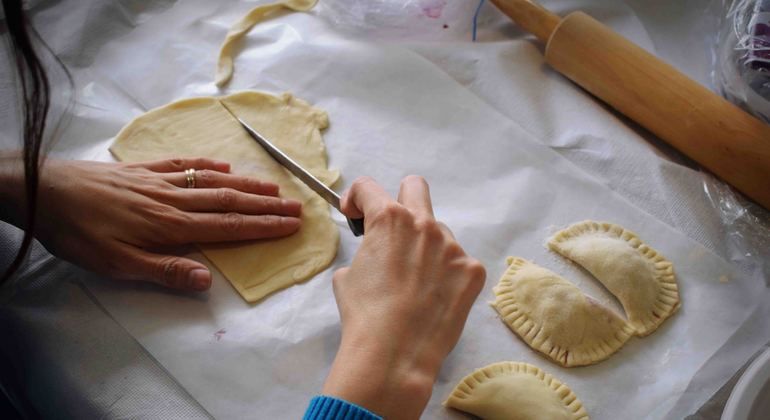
left=28, top=158, right=302, bottom=291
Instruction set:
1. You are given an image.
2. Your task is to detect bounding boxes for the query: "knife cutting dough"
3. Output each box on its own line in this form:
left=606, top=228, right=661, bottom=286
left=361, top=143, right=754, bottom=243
left=2, top=1, right=485, bottom=417
left=110, top=92, right=339, bottom=302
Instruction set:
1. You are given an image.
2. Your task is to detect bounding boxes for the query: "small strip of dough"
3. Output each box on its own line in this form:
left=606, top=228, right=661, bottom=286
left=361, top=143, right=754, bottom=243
left=493, top=258, right=634, bottom=367
left=110, top=91, right=338, bottom=303
left=445, top=361, right=589, bottom=420
left=547, top=221, right=680, bottom=336
left=215, top=0, right=318, bottom=87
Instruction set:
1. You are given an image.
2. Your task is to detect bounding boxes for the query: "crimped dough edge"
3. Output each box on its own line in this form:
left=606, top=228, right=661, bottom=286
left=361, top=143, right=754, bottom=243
left=444, top=361, right=590, bottom=420
left=548, top=220, right=680, bottom=337
left=492, top=258, right=634, bottom=367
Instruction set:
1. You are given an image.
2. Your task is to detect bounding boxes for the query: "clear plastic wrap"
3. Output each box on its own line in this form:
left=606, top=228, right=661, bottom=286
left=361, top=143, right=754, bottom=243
left=715, top=0, right=770, bottom=123
left=710, top=0, right=770, bottom=283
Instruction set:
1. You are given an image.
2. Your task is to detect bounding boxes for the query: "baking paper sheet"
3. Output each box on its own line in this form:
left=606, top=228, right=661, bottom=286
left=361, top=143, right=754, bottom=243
left=22, top=0, right=770, bottom=418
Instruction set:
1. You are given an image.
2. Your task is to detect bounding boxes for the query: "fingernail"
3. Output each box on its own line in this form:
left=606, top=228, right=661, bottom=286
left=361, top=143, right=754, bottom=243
left=188, top=269, right=211, bottom=291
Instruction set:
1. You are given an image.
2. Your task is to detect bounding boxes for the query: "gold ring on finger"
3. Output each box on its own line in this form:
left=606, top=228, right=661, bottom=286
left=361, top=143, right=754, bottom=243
left=185, top=168, right=196, bottom=188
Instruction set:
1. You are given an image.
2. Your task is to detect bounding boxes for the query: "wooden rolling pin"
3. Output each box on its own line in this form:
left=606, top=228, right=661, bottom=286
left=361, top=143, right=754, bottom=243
left=490, top=0, right=770, bottom=210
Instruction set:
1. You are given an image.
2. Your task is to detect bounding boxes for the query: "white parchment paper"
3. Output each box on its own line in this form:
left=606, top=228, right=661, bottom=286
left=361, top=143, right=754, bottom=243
left=27, top=1, right=769, bottom=418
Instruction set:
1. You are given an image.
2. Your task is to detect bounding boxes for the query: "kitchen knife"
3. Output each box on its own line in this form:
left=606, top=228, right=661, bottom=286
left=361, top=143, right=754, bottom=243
left=220, top=102, right=365, bottom=236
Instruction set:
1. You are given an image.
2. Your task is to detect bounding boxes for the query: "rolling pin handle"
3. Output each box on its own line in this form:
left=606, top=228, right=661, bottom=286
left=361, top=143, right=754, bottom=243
left=488, top=0, right=562, bottom=43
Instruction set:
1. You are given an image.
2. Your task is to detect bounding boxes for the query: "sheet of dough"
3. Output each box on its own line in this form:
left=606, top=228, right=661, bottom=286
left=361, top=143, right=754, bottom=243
left=215, top=0, right=318, bottom=87
left=110, top=91, right=339, bottom=302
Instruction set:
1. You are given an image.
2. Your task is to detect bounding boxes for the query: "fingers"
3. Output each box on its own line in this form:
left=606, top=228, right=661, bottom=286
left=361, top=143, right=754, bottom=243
left=397, top=175, right=433, bottom=218
left=179, top=213, right=301, bottom=243
left=162, top=188, right=301, bottom=216
left=341, top=176, right=394, bottom=219
left=120, top=247, right=212, bottom=291
left=162, top=170, right=280, bottom=196
left=132, top=157, right=231, bottom=174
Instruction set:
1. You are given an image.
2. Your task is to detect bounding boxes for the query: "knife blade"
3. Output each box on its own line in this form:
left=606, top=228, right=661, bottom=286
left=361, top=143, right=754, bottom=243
left=219, top=101, right=364, bottom=236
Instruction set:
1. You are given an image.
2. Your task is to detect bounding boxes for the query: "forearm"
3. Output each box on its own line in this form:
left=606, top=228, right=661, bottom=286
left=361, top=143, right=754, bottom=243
left=0, top=151, right=27, bottom=228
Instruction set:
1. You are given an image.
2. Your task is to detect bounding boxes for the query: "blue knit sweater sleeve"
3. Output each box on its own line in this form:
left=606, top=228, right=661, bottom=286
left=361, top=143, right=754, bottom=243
left=303, top=396, right=382, bottom=420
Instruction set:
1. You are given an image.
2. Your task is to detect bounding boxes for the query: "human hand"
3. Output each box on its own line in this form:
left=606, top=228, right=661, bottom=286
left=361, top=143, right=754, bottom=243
left=30, top=158, right=302, bottom=291
left=321, top=176, right=486, bottom=419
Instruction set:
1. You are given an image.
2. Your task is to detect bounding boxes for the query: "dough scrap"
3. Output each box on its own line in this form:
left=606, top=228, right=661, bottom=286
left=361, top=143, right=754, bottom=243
left=493, top=258, right=634, bottom=367
left=548, top=221, right=680, bottom=336
left=215, top=0, right=318, bottom=87
left=445, top=361, right=589, bottom=420
left=110, top=91, right=339, bottom=302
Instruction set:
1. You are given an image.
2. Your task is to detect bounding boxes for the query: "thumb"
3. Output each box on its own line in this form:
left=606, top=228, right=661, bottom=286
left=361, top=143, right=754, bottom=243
left=123, top=248, right=212, bottom=291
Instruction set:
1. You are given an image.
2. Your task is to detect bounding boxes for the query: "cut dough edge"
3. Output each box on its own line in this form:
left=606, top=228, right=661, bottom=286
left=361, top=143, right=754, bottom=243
left=492, top=257, right=634, bottom=367
left=444, top=361, right=590, bottom=420
left=215, top=0, right=319, bottom=87
left=547, top=220, right=680, bottom=337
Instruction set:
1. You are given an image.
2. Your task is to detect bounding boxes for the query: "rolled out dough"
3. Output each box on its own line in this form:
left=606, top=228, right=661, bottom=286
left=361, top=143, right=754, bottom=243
left=110, top=91, right=340, bottom=302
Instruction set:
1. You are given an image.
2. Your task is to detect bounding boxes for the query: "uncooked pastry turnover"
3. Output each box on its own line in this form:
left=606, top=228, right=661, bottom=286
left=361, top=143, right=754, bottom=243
left=215, top=0, right=318, bottom=87
left=110, top=91, right=339, bottom=302
left=548, top=221, right=680, bottom=336
left=493, top=258, right=634, bottom=367
left=445, top=361, right=589, bottom=420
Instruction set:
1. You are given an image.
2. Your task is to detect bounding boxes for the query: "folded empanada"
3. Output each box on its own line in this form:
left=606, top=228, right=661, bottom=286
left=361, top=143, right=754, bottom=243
left=445, top=361, right=589, bottom=420
left=493, top=258, right=633, bottom=367
left=548, top=221, right=680, bottom=336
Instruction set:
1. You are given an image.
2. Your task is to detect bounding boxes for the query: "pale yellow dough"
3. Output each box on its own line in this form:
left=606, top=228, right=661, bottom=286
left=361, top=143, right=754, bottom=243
left=493, top=258, right=634, bottom=367
left=445, top=361, right=589, bottom=420
left=110, top=91, right=339, bottom=302
left=548, top=221, right=680, bottom=336
left=215, top=0, right=318, bottom=87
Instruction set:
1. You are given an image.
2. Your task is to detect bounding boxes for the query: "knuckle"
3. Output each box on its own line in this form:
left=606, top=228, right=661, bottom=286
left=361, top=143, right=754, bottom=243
left=259, top=196, right=279, bottom=212
left=197, top=169, right=216, bottom=186
left=220, top=212, right=244, bottom=232
left=156, top=256, right=183, bottom=286
left=465, top=259, right=487, bottom=282
left=371, top=203, right=410, bottom=225
left=351, top=176, right=375, bottom=191
left=263, top=215, right=287, bottom=230
left=382, top=202, right=408, bottom=218
left=216, top=188, right=238, bottom=210
left=242, top=177, right=263, bottom=191
left=445, top=241, right=465, bottom=258
left=167, top=158, right=185, bottom=170
left=414, top=218, right=441, bottom=237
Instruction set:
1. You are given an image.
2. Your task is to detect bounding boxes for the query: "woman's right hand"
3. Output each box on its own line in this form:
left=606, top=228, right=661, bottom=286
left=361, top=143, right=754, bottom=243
left=321, top=176, right=486, bottom=419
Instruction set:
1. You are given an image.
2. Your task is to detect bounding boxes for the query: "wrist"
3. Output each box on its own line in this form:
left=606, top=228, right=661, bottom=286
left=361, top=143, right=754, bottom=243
left=322, top=330, right=436, bottom=419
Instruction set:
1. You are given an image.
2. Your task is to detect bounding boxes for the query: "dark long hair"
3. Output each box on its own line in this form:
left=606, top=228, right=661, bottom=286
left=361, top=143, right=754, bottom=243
left=1, top=0, right=69, bottom=282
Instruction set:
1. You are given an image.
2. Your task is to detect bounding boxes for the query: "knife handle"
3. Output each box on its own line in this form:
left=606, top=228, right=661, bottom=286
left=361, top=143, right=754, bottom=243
left=346, top=217, right=365, bottom=237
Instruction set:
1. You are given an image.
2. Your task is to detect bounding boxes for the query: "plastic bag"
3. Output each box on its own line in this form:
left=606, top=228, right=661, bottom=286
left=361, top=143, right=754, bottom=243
left=709, top=0, right=770, bottom=283
left=715, top=0, right=770, bottom=122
